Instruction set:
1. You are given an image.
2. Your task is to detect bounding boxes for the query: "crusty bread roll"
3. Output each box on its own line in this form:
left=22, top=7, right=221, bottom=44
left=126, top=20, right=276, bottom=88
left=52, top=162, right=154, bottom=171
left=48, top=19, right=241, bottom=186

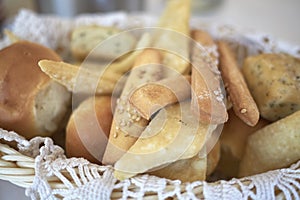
left=66, top=96, right=114, bottom=164
left=239, top=110, right=300, bottom=177
left=242, top=53, right=300, bottom=121
left=0, top=41, right=71, bottom=139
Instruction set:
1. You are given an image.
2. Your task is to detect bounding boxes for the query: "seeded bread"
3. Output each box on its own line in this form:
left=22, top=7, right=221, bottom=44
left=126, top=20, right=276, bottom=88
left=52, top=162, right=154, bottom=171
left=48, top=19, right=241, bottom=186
left=0, top=41, right=71, bottom=139
left=102, top=49, right=162, bottom=165
left=70, top=25, right=136, bottom=60
left=242, top=53, right=300, bottom=121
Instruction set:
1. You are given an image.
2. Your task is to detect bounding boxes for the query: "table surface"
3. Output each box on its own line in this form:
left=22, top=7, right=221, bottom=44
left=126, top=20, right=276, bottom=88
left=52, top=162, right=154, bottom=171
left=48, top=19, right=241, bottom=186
left=1, top=0, right=300, bottom=199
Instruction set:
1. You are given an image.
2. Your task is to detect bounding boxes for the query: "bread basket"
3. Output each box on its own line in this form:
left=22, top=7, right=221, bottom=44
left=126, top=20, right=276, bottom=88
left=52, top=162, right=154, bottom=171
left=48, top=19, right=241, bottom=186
left=0, top=9, right=299, bottom=200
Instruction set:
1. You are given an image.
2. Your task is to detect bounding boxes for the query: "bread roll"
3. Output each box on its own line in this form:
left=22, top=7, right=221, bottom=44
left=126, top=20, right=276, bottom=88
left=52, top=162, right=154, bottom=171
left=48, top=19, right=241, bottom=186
left=216, top=109, right=269, bottom=178
left=242, top=53, right=300, bottom=121
left=206, top=140, right=220, bottom=176
left=239, top=110, right=300, bottom=177
left=220, top=109, right=269, bottom=160
left=0, top=41, right=71, bottom=139
left=149, top=153, right=207, bottom=182
left=66, top=96, right=114, bottom=164
left=70, top=25, right=136, bottom=60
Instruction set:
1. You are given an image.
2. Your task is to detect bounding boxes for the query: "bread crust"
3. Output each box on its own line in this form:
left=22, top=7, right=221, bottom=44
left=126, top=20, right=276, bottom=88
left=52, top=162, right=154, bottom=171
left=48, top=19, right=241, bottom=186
left=217, top=41, right=259, bottom=126
left=0, top=41, right=62, bottom=138
left=66, top=96, right=114, bottom=164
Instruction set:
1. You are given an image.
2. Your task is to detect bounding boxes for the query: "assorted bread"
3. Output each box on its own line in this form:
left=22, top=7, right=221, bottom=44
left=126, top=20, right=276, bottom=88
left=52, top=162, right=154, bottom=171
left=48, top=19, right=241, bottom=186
left=0, top=0, right=300, bottom=185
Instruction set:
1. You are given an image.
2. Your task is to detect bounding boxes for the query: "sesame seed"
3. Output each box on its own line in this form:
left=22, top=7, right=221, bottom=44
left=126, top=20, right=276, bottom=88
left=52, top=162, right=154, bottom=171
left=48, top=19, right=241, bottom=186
left=119, top=119, right=126, bottom=127
left=136, top=116, right=141, bottom=121
left=117, top=107, right=124, bottom=114
left=131, top=114, right=137, bottom=120
left=216, top=96, right=223, bottom=102
left=240, top=108, right=247, bottom=114
left=113, top=131, right=118, bottom=138
left=214, top=90, right=220, bottom=95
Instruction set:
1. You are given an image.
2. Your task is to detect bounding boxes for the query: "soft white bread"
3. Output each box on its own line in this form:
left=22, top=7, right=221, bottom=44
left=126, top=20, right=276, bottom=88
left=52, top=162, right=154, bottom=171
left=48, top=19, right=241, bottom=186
left=0, top=41, right=71, bottom=139
left=66, top=96, right=114, bottom=164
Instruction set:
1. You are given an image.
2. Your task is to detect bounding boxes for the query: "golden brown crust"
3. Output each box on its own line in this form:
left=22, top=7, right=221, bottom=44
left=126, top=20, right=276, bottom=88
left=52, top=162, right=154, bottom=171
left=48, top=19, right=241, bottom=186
left=217, top=41, right=259, bottom=126
left=129, top=75, right=191, bottom=120
left=191, top=30, right=228, bottom=124
left=38, top=60, right=121, bottom=95
left=66, top=96, right=114, bottom=164
left=0, top=41, right=61, bottom=138
left=102, top=49, right=162, bottom=165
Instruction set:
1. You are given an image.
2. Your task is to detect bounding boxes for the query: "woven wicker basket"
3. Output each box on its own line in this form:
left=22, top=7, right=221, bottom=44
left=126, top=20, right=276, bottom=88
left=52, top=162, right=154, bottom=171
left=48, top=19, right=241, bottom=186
left=0, top=10, right=299, bottom=199
left=0, top=137, right=299, bottom=199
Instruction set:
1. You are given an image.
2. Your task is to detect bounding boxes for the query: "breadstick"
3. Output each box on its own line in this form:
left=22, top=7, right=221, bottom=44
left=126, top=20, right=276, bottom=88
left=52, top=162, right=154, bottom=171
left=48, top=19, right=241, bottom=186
left=102, top=49, right=162, bottom=165
left=129, top=75, right=191, bottom=120
left=217, top=41, right=259, bottom=126
left=38, top=60, right=121, bottom=95
left=191, top=30, right=228, bottom=124
left=154, top=0, right=191, bottom=76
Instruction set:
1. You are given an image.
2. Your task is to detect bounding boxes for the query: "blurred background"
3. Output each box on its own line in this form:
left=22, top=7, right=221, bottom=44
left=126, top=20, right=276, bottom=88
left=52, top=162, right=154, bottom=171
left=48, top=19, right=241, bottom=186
left=0, top=0, right=300, bottom=45
left=0, top=0, right=300, bottom=199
